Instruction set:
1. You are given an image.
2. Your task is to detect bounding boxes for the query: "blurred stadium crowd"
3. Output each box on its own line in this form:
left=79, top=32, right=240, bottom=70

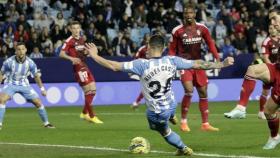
left=0, top=0, right=278, bottom=59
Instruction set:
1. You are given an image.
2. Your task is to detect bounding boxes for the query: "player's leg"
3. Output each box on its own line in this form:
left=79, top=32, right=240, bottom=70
left=258, top=86, right=270, bottom=119
left=168, top=99, right=178, bottom=125
left=0, top=92, right=11, bottom=129
left=0, top=85, right=16, bottom=129
left=82, top=82, right=103, bottom=124
left=180, top=70, right=194, bottom=132
left=197, top=86, right=219, bottom=132
left=131, top=92, right=144, bottom=110
left=23, top=86, right=55, bottom=128
left=146, top=110, right=193, bottom=156
left=224, top=63, right=271, bottom=119
left=263, top=96, right=280, bottom=149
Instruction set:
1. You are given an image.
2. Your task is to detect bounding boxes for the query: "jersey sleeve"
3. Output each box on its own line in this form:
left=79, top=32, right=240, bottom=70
left=61, top=40, right=70, bottom=53
left=261, top=39, right=270, bottom=55
left=168, top=28, right=178, bottom=56
left=172, top=56, right=194, bottom=70
left=29, top=60, right=39, bottom=77
left=0, top=60, right=9, bottom=74
left=201, top=26, right=220, bottom=60
left=121, top=59, right=145, bottom=76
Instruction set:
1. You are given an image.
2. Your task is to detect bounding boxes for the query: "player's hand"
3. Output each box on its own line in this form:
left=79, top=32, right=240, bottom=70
left=71, top=57, right=81, bottom=65
left=85, top=43, right=98, bottom=57
left=41, top=90, right=47, bottom=96
left=222, top=57, right=234, bottom=67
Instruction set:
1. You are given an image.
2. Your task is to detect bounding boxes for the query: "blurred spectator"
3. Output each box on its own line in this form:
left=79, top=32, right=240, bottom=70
left=253, top=10, right=266, bottom=31
left=51, top=24, right=63, bottom=43
left=16, top=14, right=29, bottom=30
left=1, top=16, right=16, bottom=33
left=130, top=23, right=141, bottom=46
left=33, top=13, right=53, bottom=32
left=43, top=47, right=54, bottom=57
left=94, top=14, right=107, bottom=36
left=112, top=31, right=124, bottom=50
left=220, top=38, right=237, bottom=59
left=164, top=12, right=180, bottom=34
left=3, top=25, right=15, bottom=43
left=30, top=46, right=43, bottom=58
left=124, top=0, right=133, bottom=18
left=93, top=32, right=107, bottom=56
left=31, top=0, right=49, bottom=13
left=119, top=13, right=133, bottom=31
left=54, top=12, right=67, bottom=30
left=133, top=4, right=146, bottom=24
left=229, top=7, right=240, bottom=23
left=147, top=4, right=161, bottom=29
left=256, top=30, right=268, bottom=54
left=86, top=22, right=97, bottom=42
left=232, top=32, right=248, bottom=54
left=104, top=4, right=114, bottom=22
left=234, top=20, right=246, bottom=35
left=196, top=3, right=210, bottom=23
left=14, top=24, right=29, bottom=42
left=26, top=32, right=41, bottom=54
left=216, top=7, right=233, bottom=33
left=245, top=21, right=257, bottom=53
left=0, top=44, right=11, bottom=59
left=204, top=16, right=216, bottom=34
left=116, top=38, right=132, bottom=57
left=72, top=0, right=88, bottom=18
left=5, top=4, right=19, bottom=22
left=174, top=0, right=183, bottom=19
left=213, top=20, right=227, bottom=48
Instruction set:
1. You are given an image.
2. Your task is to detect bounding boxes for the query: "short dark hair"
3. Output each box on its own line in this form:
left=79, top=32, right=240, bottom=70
left=16, top=42, right=26, bottom=47
left=184, top=4, right=196, bottom=11
left=69, top=21, right=81, bottom=26
left=269, top=5, right=280, bottom=14
left=149, top=34, right=165, bottom=49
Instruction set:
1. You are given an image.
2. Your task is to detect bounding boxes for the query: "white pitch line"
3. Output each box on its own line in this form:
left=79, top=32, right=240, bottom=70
left=59, top=112, right=263, bottom=116
left=0, top=142, right=275, bottom=158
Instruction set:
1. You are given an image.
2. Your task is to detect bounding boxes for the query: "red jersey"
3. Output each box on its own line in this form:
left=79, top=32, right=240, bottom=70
left=169, top=23, right=219, bottom=60
left=261, top=37, right=280, bottom=63
left=135, top=45, right=148, bottom=59
left=62, top=36, right=88, bottom=71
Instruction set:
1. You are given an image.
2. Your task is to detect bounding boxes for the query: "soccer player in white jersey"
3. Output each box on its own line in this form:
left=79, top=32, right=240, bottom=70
left=85, top=34, right=234, bottom=155
left=0, top=42, right=55, bottom=129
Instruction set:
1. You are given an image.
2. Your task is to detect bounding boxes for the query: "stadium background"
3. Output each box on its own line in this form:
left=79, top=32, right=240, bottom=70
left=0, top=0, right=274, bottom=106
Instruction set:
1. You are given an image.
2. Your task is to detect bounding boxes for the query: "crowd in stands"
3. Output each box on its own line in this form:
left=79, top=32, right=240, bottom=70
left=0, top=0, right=278, bottom=59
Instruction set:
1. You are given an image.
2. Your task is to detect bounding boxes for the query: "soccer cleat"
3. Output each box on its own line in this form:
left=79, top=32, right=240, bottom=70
left=258, top=111, right=266, bottom=120
left=175, top=146, right=193, bottom=156
left=224, top=108, right=246, bottom=119
left=263, top=136, right=280, bottom=150
left=80, top=113, right=90, bottom=120
left=201, top=123, right=219, bottom=132
left=180, top=122, right=190, bottom=132
left=169, top=116, right=178, bottom=125
left=131, top=102, right=140, bottom=110
left=89, top=116, right=104, bottom=124
left=44, top=123, right=55, bottom=129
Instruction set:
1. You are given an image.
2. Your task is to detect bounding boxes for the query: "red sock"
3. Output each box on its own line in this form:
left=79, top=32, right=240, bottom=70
left=85, top=92, right=95, bottom=118
left=267, top=117, right=280, bottom=138
left=259, top=95, right=266, bottom=112
left=136, top=92, right=144, bottom=104
left=181, top=94, right=192, bottom=119
left=238, top=76, right=256, bottom=107
left=199, top=98, right=209, bottom=123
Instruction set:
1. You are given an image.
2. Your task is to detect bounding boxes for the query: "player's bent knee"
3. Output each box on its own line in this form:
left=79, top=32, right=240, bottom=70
left=0, top=93, right=9, bottom=104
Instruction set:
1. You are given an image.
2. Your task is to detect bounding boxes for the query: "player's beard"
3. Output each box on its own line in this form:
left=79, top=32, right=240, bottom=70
left=16, top=55, right=26, bottom=63
left=184, top=18, right=193, bottom=25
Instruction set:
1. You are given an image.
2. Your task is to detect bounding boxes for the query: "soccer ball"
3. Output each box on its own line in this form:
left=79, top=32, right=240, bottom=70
left=128, top=137, right=150, bottom=154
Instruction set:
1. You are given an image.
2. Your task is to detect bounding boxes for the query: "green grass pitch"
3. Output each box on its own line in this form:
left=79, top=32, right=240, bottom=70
left=0, top=101, right=279, bottom=158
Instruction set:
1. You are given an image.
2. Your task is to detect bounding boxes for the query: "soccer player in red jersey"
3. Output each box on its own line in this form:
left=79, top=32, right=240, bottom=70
left=131, top=45, right=147, bottom=110
left=59, top=21, right=103, bottom=124
left=225, top=6, right=280, bottom=149
left=224, top=26, right=280, bottom=119
left=169, top=5, right=220, bottom=132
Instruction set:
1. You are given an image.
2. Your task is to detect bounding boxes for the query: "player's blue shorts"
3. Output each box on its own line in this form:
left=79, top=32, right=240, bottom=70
left=146, top=109, right=171, bottom=132
left=1, top=84, right=39, bottom=101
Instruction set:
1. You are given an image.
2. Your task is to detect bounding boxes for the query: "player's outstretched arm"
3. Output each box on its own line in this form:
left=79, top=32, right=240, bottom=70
left=192, top=57, right=234, bottom=69
left=85, top=43, right=123, bottom=71
left=0, top=72, right=3, bottom=83
left=34, top=73, right=47, bottom=96
left=59, top=50, right=81, bottom=65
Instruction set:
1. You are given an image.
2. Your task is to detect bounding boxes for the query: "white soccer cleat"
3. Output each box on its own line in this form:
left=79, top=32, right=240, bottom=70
left=131, top=102, right=139, bottom=110
left=224, top=108, right=246, bottom=119
left=258, top=111, right=266, bottom=120
left=263, top=136, right=280, bottom=150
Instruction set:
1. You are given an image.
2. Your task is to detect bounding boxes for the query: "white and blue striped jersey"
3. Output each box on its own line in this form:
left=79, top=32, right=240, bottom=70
left=0, top=55, right=39, bottom=86
left=122, top=56, right=194, bottom=113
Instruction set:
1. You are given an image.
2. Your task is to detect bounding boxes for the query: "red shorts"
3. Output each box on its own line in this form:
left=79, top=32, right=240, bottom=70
left=271, top=91, right=280, bottom=105
left=74, top=68, right=95, bottom=86
left=180, top=69, right=208, bottom=87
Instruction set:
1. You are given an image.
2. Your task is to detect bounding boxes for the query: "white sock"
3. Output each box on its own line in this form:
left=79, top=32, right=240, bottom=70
left=236, top=105, right=246, bottom=111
